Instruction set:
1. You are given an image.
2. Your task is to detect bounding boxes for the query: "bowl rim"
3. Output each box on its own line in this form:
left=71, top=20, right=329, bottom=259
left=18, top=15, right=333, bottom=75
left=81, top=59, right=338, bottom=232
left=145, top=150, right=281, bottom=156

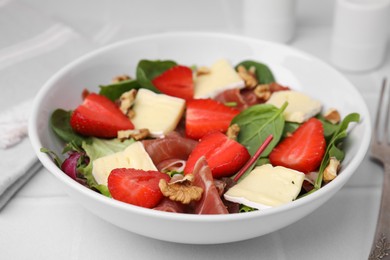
left=28, top=31, right=372, bottom=222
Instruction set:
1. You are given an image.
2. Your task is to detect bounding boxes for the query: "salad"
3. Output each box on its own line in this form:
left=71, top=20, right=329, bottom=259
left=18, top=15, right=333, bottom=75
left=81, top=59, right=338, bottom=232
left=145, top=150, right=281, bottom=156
left=43, top=58, right=360, bottom=214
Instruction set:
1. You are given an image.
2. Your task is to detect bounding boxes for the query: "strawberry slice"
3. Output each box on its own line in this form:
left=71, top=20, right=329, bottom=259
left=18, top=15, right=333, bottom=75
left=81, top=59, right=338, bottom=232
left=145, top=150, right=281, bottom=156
left=185, top=99, right=240, bottom=140
left=184, top=132, right=250, bottom=178
left=269, top=118, right=326, bottom=173
left=108, top=168, right=170, bottom=208
left=70, top=93, right=134, bottom=138
left=152, top=65, right=194, bottom=100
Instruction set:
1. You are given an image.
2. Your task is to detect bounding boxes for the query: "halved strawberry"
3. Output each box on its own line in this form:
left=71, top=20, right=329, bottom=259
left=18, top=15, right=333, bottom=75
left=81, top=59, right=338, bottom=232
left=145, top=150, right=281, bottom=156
left=108, top=168, right=170, bottom=208
left=152, top=65, right=194, bottom=100
left=184, top=132, right=250, bottom=178
left=185, top=99, right=240, bottom=140
left=269, top=118, right=326, bottom=173
left=70, top=93, right=134, bottom=138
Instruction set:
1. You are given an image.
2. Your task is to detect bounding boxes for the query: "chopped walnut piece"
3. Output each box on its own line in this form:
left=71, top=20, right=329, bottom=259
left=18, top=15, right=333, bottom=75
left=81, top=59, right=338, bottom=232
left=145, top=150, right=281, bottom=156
left=196, top=66, right=211, bottom=76
left=82, top=89, right=90, bottom=100
left=237, top=65, right=258, bottom=89
left=159, top=174, right=203, bottom=204
left=323, top=157, right=340, bottom=182
left=254, top=84, right=272, bottom=101
left=117, top=128, right=150, bottom=141
left=324, top=108, right=341, bottom=124
left=119, top=89, right=137, bottom=117
left=112, top=74, right=131, bottom=83
left=227, top=124, right=240, bottom=141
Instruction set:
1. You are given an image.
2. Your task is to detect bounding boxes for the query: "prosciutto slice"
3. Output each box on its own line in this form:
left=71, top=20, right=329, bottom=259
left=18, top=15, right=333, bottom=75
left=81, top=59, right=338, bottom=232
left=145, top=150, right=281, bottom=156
left=153, top=197, right=186, bottom=213
left=157, top=159, right=186, bottom=173
left=215, top=83, right=291, bottom=111
left=142, top=132, right=198, bottom=168
left=192, top=157, right=229, bottom=214
left=214, top=88, right=248, bottom=110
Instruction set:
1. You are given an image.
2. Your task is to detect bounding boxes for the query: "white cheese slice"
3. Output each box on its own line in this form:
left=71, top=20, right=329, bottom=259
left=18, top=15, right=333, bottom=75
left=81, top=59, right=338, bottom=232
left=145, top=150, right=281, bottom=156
left=92, top=141, right=157, bottom=186
left=131, top=88, right=185, bottom=137
left=224, top=164, right=305, bottom=209
left=266, top=90, right=322, bottom=123
left=194, top=59, right=245, bottom=98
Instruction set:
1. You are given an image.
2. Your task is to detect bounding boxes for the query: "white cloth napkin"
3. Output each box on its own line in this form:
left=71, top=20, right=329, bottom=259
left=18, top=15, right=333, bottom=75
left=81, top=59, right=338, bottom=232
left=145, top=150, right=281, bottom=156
left=0, top=99, right=40, bottom=210
left=0, top=0, right=95, bottom=210
left=0, top=99, right=33, bottom=149
left=0, top=138, right=40, bottom=210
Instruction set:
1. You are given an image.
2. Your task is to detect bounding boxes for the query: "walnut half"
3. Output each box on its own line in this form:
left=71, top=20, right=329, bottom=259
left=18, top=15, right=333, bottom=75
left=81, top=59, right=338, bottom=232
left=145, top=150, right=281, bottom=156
left=237, top=65, right=258, bottom=89
left=159, top=174, right=203, bottom=204
left=227, top=124, right=240, bottom=141
left=323, top=157, right=340, bottom=182
left=119, top=89, right=137, bottom=118
left=117, top=128, right=150, bottom=141
left=324, top=108, right=341, bottom=124
left=254, top=84, right=272, bottom=101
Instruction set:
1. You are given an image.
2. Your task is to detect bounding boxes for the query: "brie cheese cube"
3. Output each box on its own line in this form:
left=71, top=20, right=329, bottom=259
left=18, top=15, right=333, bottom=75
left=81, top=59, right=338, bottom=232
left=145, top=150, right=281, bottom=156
left=266, top=90, right=322, bottom=123
left=131, top=88, right=185, bottom=137
left=224, top=164, right=305, bottom=209
left=92, top=141, right=157, bottom=186
left=194, top=59, right=245, bottom=98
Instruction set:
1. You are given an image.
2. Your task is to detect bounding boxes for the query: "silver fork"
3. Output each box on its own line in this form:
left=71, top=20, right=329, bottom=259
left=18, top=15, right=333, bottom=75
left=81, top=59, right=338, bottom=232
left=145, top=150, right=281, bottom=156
left=369, top=78, right=390, bottom=260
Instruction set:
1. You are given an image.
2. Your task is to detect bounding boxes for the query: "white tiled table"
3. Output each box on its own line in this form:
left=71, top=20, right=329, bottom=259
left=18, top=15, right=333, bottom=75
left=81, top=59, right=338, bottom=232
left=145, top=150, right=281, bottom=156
left=1, top=0, right=389, bottom=259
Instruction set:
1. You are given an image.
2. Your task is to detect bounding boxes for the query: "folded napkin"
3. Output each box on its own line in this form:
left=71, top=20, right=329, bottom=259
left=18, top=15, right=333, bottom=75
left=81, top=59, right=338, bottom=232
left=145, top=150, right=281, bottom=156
left=0, top=99, right=33, bottom=149
left=0, top=138, right=40, bottom=210
left=0, top=100, right=41, bottom=210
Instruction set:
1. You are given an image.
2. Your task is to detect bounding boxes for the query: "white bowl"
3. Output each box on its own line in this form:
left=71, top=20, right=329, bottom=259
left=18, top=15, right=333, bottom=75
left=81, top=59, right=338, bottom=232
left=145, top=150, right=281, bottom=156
left=28, top=32, right=371, bottom=244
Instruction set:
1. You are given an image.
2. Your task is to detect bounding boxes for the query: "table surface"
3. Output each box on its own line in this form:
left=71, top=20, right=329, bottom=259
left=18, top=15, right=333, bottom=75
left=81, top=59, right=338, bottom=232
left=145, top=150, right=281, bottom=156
left=1, top=0, right=389, bottom=259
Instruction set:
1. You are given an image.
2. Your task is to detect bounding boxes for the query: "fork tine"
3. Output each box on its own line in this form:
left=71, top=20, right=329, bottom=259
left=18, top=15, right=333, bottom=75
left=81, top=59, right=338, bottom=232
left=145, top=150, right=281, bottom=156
left=374, top=78, right=387, bottom=144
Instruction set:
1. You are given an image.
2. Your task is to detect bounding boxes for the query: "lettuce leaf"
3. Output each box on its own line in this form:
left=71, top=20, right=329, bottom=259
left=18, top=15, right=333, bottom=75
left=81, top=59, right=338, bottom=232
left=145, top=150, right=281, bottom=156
left=78, top=137, right=135, bottom=197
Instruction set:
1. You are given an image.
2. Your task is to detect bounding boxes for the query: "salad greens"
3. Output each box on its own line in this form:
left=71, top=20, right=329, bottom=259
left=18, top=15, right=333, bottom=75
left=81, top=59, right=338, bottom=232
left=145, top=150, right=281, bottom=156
left=50, top=109, right=88, bottom=147
left=48, top=108, right=135, bottom=196
left=235, top=60, right=275, bottom=84
left=99, top=80, right=141, bottom=102
left=80, top=138, right=134, bottom=196
left=231, top=102, right=287, bottom=156
left=98, top=60, right=177, bottom=101
left=136, top=60, right=177, bottom=92
left=314, top=113, right=360, bottom=190
left=44, top=57, right=360, bottom=213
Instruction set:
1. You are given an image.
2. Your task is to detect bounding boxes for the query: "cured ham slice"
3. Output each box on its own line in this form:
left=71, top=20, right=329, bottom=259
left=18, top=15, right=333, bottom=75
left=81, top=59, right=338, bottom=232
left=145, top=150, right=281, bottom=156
left=157, top=159, right=186, bottom=173
left=142, top=132, right=198, bottom=167
left=214, top=88, right=248, bottom=110
left=153, top=197, right=186, bottom=213
left=192, top=157, right=229, bottom=214
left=215, top=83, right=290, bottom=111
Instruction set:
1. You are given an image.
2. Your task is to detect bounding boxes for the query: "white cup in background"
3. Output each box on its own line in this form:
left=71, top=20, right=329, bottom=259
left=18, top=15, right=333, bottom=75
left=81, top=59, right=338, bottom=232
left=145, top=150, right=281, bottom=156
left=242, top=0, right=297, bottom=43
left=331, top=0, right=390, bottom=72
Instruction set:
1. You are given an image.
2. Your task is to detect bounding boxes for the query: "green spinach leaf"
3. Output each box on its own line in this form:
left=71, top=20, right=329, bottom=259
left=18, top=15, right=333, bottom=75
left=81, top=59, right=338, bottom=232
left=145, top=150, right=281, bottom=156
left=136, top=59, right=177, bottom=92
left=231, top=102, right=287, bottom=157
left=99, top=79, right=142, bottom=101
left=316, top=114, right=339, bottom=141
left=236, top=60, right=275, bottom=84
left=283, top=121, right=300, bottom=137
left=313, top=113, right=360, bottom=190
left=50, top=109, right=89, bottom=146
